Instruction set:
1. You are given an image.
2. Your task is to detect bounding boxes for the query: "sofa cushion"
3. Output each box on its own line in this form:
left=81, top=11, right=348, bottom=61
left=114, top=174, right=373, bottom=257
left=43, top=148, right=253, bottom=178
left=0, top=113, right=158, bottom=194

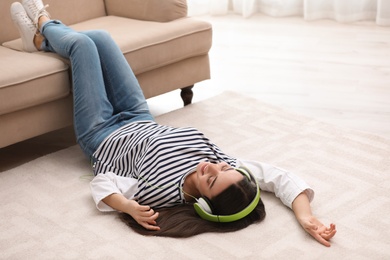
left=70, top=16, right=212, bottom=75
left=105, top=0, right=187, bottom=22
left=3, top=16, right=212, bottom=76
left=0, top=47, right=70, bottom=115
left=44, top=0, right=106, bottom=26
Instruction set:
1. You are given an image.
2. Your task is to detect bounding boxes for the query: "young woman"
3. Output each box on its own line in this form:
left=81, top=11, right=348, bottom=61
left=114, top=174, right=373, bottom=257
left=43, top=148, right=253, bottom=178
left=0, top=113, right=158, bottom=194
left=11, top=0, right=336, bottom=246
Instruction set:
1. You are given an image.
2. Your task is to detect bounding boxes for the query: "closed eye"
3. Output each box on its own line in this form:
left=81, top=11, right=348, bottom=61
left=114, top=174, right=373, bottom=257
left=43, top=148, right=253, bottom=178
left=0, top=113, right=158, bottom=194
left=209, top=176, right=217, bottom=189
left=209, top=165, right=235, bottom=189
left=210, top=167, right=234, bottom=189
left=222, top=165, right=235, bottom=172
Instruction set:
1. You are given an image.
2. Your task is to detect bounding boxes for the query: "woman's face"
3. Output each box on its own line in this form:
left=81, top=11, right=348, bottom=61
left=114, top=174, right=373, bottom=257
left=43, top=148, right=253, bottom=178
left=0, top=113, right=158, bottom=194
left=195, top=161, right=244, bottom=199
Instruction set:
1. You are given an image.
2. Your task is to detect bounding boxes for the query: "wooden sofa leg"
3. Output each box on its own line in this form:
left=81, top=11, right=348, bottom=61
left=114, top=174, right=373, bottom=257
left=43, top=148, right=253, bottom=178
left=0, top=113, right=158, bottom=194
left=180, top=85, right=194, bottom=106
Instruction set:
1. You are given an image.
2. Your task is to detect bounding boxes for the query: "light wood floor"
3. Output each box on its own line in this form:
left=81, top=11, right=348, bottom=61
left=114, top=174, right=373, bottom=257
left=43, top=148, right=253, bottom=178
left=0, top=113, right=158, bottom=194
left=149, top=14, right=390, bottom=137
left=1, top=14, right=389, bottom=172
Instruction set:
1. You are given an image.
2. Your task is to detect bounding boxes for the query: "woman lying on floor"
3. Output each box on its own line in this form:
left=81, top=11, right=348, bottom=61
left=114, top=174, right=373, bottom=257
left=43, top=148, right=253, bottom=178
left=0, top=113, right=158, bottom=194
left=11, top=0, right=336, bottom=246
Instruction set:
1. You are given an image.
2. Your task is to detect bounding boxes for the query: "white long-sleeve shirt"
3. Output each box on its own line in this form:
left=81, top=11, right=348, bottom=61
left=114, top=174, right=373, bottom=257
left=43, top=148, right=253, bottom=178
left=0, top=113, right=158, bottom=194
left=90, top=159, right=314, bottom=212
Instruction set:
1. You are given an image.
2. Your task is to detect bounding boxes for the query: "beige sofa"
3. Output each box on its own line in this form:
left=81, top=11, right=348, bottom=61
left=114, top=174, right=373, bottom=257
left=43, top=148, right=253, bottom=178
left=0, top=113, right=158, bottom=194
left=0, top=0, right=212, bottom=148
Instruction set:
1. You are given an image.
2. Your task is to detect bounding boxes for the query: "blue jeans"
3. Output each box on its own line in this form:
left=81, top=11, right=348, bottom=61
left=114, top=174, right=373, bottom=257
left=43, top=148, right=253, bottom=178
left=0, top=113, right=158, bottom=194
left=40, top=21, right=154, bottom=157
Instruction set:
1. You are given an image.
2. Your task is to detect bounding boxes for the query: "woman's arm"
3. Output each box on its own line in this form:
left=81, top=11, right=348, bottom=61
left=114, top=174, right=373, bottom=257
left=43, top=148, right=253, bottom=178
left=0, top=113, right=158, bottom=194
left=236, top=159, right=314, bottom=208
left=292, top=192, right=336, bottom=247
left=90, top=172, right=160, bottom=230
left=237, top=159, right=336, bottom=246
left=102, top=193, right=160, bottom=231
left=90, top=172, right=138, bottom=211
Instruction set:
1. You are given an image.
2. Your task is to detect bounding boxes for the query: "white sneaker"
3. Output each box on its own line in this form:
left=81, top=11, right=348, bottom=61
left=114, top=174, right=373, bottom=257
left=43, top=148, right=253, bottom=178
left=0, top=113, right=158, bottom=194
left=22, top=0, right=50, bottom=29
left=10, top=2, right=37, bottom=52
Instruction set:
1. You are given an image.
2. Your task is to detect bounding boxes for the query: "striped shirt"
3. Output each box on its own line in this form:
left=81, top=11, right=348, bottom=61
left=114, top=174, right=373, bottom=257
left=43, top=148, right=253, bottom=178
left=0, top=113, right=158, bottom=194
left=92, top=121, right=237, bottom=208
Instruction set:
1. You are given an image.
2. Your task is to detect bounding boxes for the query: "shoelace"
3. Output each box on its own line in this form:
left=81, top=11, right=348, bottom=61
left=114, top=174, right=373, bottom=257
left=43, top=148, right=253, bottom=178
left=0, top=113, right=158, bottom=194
left=25, top=2, right=50, bottom=28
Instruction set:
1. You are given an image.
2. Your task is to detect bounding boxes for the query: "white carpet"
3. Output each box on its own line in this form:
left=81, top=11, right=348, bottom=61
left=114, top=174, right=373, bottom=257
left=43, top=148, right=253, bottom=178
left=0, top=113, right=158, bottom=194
left=1, top=92, right=389, bottom=259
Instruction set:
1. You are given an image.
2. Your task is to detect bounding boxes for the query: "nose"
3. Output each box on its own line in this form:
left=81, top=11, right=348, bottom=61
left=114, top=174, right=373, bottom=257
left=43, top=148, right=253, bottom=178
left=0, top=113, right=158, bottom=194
left=207, top=162, right=225, bottom=176
left=203, top=163, right=217, bottom=177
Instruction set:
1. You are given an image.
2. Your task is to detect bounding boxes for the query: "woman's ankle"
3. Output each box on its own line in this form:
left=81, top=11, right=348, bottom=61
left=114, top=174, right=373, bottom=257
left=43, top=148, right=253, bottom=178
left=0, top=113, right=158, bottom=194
left=34, top=33, right=44, bottom=50
left=37, top=15, right=50, bottom=31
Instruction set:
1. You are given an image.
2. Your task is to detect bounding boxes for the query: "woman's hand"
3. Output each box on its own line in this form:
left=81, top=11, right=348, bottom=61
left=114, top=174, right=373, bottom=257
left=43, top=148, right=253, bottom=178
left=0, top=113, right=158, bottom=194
left=298, top=215, right=337, bottom=247
left=125, top=200, right=160, bottom=231
left=102, top=193, right=160, bottom=231
left=292, top=192, right=337, bottom=247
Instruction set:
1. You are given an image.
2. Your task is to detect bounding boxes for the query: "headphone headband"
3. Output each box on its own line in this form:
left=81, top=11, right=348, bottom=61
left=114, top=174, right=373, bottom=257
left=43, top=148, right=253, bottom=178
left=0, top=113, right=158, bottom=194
left=193, top=167, right=261, bottom=222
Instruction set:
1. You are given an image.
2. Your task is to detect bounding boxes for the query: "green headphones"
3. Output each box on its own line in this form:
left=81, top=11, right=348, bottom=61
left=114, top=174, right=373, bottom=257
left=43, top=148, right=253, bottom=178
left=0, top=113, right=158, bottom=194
left=193, top=167, right=261, bottom=222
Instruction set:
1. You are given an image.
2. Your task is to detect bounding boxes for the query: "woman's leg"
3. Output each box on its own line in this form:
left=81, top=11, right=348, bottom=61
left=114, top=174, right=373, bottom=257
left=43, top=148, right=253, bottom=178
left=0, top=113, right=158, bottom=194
left=39, top=20, right=121, bottom=157
left=81, top=30, right=153, bottom=120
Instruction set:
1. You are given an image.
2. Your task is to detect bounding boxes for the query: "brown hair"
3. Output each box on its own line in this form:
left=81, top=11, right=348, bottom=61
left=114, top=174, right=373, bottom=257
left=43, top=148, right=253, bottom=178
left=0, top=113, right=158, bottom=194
left=119, top=177, right=266, bottom=237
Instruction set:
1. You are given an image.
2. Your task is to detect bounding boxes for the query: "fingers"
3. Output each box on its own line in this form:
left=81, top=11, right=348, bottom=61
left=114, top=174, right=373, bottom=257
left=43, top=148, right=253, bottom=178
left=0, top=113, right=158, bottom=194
left=315, top=234, right=331, bottom=247
left=320, top=224, right=337, bottom=240
left=136, top=206, right=160, bottom=231
left=311, top=223, right=337, bottom=247
left=140, top=221, right=160, bottom=230
left=306, top=227, right=330, bottom=247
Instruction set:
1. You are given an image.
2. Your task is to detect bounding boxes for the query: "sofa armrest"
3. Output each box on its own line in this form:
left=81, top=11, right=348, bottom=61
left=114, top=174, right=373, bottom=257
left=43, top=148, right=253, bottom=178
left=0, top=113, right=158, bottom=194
left=104, top=0, right=188, bottom=22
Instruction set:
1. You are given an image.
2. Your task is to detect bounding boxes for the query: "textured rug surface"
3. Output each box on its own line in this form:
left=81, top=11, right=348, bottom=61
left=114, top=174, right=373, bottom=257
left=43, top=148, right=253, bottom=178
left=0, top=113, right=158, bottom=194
left=1, top=92, right=389, bottom=259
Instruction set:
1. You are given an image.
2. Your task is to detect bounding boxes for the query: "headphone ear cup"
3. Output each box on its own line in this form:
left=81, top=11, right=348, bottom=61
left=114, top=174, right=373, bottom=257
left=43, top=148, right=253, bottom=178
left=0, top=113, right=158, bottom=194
left=196, top=197, right=213, bottom=214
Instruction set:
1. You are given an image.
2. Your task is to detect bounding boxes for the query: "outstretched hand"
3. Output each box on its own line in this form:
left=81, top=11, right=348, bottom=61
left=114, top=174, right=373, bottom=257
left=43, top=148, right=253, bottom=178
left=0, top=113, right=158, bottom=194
left=299, top=216, right=337, bottom=247
left=292, top=192, right=337, bottom=247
